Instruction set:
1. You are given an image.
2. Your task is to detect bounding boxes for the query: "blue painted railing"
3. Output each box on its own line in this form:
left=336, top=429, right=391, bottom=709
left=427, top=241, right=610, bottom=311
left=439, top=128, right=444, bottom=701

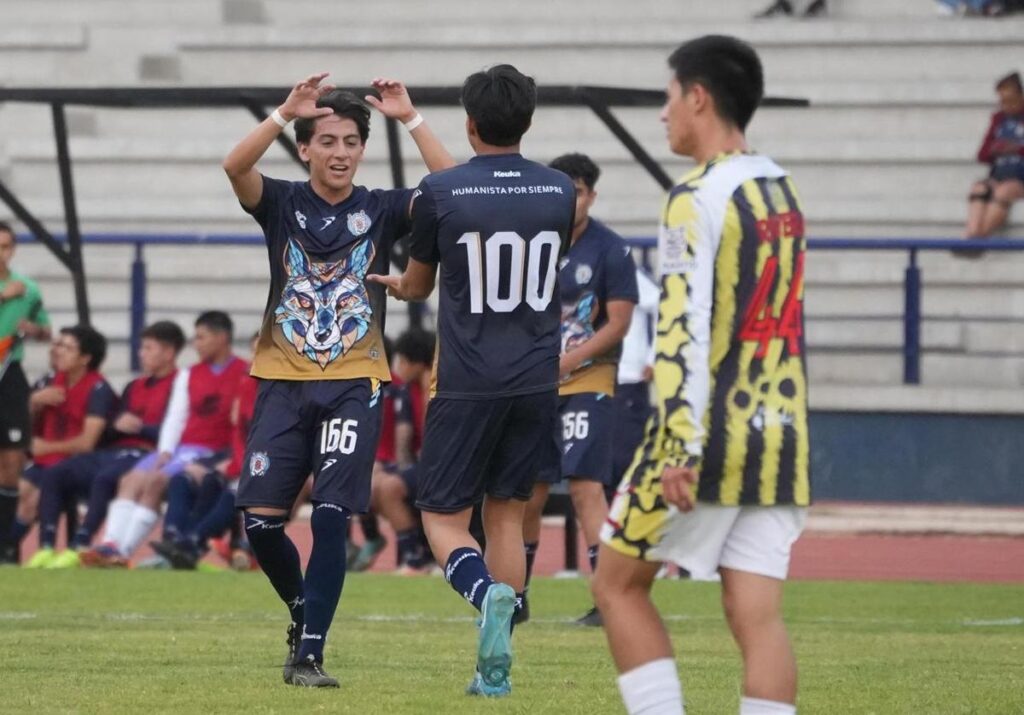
left=21, top=234, right=1024, bottom=383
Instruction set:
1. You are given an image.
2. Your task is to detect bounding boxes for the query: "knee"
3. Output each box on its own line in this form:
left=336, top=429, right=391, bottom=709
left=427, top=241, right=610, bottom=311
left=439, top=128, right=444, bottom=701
left=141, top=473, right=167, bottom=504
left=993, top=181, right=1023, bottom=203
left=379, top=475, right=407, bottom=504
left=721, top=590, right=779, bottom=638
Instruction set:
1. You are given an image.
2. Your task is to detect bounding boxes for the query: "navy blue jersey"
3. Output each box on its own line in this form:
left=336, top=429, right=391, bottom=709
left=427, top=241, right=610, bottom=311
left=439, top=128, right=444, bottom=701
left=245, top=177, right=414, bottom=382
left=558, top=218, right=638, bottom=395
left=408, top=154, right=576, bottom=399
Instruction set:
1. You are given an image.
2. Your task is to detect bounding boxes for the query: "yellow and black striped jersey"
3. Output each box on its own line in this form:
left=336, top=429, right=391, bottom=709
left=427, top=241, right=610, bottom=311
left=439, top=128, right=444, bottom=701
left=644, top=151, right=810, bottom=506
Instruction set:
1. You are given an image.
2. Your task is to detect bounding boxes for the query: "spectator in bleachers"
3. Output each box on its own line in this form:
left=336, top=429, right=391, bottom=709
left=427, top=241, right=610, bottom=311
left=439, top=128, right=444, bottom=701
left=755, top=0, right=827, bottom=18
left=149, top=333, right=259, bottom=570
left=0, top=221, right=51, bottom=563
left=934, top=0, right=1012, bottom=16
left=12, top=325, right=116, bottom=567
left=965, top=71, right=1024, bottom=242
left=81, top=311, right=248, bottom=567
left=41, top=321, right=184, bottom=568
left=367, top=329, right=434, bottom=574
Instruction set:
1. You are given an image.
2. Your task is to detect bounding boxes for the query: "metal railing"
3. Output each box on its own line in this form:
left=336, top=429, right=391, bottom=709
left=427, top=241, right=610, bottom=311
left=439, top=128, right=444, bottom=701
left=21, top=234, right=1024, bottom=384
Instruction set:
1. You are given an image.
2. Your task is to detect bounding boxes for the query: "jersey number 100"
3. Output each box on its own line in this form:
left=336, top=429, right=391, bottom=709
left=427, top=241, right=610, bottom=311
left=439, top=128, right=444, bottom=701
left=458, top=231, right=561, bottom=314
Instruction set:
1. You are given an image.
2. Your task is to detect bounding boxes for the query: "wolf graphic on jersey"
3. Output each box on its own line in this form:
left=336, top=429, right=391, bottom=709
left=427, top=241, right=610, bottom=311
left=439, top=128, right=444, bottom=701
left=274, top=237, right=374, bottom=370
left=560, top=292, right=598, bottom=370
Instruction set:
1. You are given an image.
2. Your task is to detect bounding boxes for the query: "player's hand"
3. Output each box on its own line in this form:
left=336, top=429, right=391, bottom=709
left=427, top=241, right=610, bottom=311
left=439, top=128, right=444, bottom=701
left=641, top=365, right=654, bottom=382
left=559, top=351, right=583, bottom=379
left=366, top=273, right=408, bottom=301
left=364, top=78, right=417, bottom=124
left=33, top=386, right=66, bottom=407
left=113, top=413, right=144, bottom=434
left=278, top=72, right=337, bottom=123
left=0, top=280, right=25, bottom=301
left=661, top=465, right=698, bottom=512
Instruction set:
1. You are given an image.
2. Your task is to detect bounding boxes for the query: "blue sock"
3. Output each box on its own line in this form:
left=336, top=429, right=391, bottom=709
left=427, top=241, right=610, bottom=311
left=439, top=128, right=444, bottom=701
left=397, top=528, right=428, bottom=567
left=444, top=547, right=495, bottom=612
left=162, top=474, right=195, bottom=542
left=588, top=544, right=599, bottom=573
left=297, top=503, right=350, bottom=663
left=244, top=512, right=305, bottom=627
left=524, top=541, right=539, bottom=592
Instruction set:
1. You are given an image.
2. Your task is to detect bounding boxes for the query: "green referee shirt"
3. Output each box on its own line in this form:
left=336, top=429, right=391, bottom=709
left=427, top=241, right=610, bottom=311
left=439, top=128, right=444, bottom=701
left=0, top=270, right=50, bottom=364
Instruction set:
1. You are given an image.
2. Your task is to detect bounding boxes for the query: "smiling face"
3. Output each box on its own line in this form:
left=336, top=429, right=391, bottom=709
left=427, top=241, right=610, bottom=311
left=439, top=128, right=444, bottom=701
left=298, top=115, right=366, bottom=199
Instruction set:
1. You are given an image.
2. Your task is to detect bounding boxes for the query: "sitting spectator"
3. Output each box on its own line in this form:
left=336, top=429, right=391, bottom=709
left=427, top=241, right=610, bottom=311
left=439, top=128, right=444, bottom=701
left=755, top=0, right=827, bottom=18
left=81, top=311, right=248, bottom=567
left=935, top=0, right=1013, bottom=16
left=13, top=326, right=117, bottom=567
left=965, top=72, right=1024, bottom=242
left=368, top=329, right=434, bottom=574
left=42, top=321, right=184, bottom=568
left=149, top=333, right=259, bottom=570
left=0, top=220, right=51, bottom=564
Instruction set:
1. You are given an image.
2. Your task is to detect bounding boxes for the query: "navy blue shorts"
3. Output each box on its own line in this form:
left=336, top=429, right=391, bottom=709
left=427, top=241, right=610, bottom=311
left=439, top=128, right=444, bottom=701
left=537, top=392, right=615, bottom=485
left=416, top=390, right=558, bottom=513
left=236, top=378, right=383, bottom=513
left=25, top=448, right=148, bottom=495
left=611, top=382, right=652, bottom=485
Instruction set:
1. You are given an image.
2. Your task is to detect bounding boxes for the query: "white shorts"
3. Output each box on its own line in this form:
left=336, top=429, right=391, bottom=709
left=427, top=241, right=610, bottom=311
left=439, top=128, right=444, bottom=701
left=647, top=504, right=807, bottom=581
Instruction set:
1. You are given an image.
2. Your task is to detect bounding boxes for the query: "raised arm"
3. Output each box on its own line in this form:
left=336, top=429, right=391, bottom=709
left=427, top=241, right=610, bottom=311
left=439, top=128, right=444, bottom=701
left=365, top=78, right=457, bottom=175
left=223, top=72, right=336, bottom=209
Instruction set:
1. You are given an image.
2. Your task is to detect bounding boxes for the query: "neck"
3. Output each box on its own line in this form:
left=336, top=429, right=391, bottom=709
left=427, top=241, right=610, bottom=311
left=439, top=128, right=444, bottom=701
left=571, top=217, right=590, bottom=245
left=207, top=350, right=232, bottom=366
left=66, top=366, right=88, bottom=386
left=152, top=364, right=175, bottom=379
left=310, top=179, right=354, bottom=205
left=475, top=143, right=521, bottom=156
left=691, top=124, right=748, bottom=166
left=0, top=266, right=10, bottom=281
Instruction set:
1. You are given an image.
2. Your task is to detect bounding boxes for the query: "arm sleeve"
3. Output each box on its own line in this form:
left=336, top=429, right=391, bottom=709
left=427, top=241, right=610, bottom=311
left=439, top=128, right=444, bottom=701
left=652, top=189, right=717, bottom=467
left=157, top=368, right=191, bottom=454
left=26, top=284, right=49, bottom=327
left=977, top=114, right=999, bottom=165
left=385, top=188, right=416, bottom=240
left=605, top=242, right=639, bottom=303
left=243, top=175, right=290, bottom=229
left=86, top=382, right=118, bottom=419
left=407, top=181, right=441, bottom=265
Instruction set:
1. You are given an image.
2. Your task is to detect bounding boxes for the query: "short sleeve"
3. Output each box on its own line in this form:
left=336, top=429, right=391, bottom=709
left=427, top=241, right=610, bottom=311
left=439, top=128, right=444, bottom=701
left=26, top=283, right=49, bottom=327
left=604, top=241, right=639, bottom=303
left=407, top=181, right=441, bottom=265
left=381, top=188, right=415, bottom=241
left=245, top=175, right=292, bottom=229
left=87, top=381, right=118, bottom=419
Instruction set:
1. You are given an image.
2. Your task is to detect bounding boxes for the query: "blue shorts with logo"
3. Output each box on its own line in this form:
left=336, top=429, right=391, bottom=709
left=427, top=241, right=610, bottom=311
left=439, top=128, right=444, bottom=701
left=235, top=378, right=383, bottom=513
left=537, top=392, right=614, bottom=486
left=416, top=390, right=558, bottom=513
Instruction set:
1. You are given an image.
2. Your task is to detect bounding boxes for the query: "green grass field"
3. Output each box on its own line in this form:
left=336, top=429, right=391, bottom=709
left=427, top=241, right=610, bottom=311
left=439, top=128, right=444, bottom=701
left=1, top=571, right=1021, bottom=714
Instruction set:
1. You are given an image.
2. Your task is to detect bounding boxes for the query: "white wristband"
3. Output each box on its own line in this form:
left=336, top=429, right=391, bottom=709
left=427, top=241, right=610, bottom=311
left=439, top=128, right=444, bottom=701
left=270, top=108, right=290, bottom=128
left=403, top=113, right=424, bottom=132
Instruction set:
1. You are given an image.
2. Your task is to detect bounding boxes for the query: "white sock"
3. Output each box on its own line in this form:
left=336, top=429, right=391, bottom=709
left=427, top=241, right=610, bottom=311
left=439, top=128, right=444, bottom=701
left=118, top=505, right=159, bottom=557
left=102, top=499, right=134, bottom=546
left=617, top=658, right=685, bottom=715
left=740, top=696, right=796, bottom=714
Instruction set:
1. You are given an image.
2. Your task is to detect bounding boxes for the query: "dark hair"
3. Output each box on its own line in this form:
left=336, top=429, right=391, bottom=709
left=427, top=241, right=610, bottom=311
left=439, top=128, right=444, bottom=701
left=0, top=220, right=14, bottom=241
left=668, top=35, right=764, bottom=131
left=60, top=325, right=107, bottom=371
left=996, top=71, right=1023, bottom=93
left=294, top=90, right=371, bottom=146
left=461, top=64, right=536, bottom=146
left=550, top=153, right=601, bottom=191
left=394, top=329, right=435, bottom=367
left=195, top=311, right=233, bottom=338
left=142, top=320, right=186, bottom=354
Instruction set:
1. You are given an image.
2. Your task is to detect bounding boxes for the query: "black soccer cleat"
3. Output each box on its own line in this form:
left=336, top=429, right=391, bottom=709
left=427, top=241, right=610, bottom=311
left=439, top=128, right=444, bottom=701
left=288, top=654, right=339, bottom=688
left=149, top=539, right=199, bottom=570
left=574, top=606, right=604, bottom=628
left=512, top=594, right=530, bottom=626
left=282, top=623, right=300, bottom=683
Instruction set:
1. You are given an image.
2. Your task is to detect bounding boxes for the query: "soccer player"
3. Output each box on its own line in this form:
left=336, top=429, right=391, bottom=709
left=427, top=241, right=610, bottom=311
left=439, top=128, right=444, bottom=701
left=521, top=153, right=637, bottom=627
left=368, top=328, right=434, bottom=573
left=592, top=36, right=810, bottom=715
left=0, top=221, right=51, bottom=563
left=41, top=321, right=184, bottom=568
left=369, top=64, right=576, bottom=696
left=82, top=311, right=247, bottom=566
left=224, top=73, right=455, bottom=688
left=13, top=325, right=117, bottom=566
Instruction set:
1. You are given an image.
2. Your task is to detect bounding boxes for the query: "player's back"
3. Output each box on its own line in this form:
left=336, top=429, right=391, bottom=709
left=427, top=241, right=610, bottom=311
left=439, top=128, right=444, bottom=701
left=413, top=154, right=576, bottom=399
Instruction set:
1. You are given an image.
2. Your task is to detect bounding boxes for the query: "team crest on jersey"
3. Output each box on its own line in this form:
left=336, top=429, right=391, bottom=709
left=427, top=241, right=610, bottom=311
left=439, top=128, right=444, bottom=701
left=249, top=451, right=270, bottom=477
left=347, top=210, right=372, bottom=236
left=574, top=264, right=593, bottom=285
left=275, top=237, right=375, bottom=369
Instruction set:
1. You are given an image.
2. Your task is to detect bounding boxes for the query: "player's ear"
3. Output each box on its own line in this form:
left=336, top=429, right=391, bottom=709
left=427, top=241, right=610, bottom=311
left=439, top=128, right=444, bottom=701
left=465, top=116, right=477, bottom=140
left=297, top=142, right=311, bottom=163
